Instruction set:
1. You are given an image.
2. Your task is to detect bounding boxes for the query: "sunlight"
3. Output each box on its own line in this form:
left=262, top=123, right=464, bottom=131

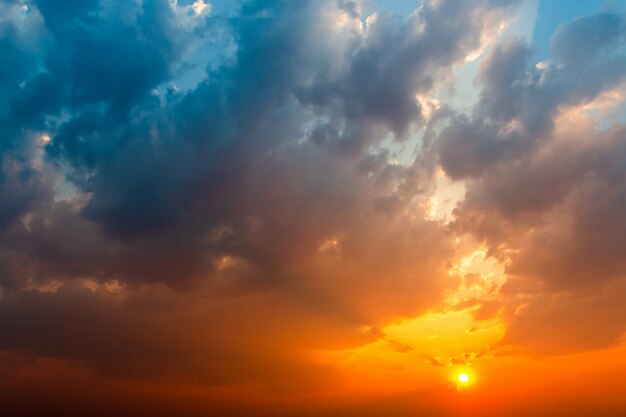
left=455, top=370, right=474, bottom=388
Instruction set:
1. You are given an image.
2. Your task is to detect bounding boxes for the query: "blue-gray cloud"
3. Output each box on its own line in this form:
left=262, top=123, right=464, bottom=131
left=1, top=0, right=625, bottom=387
left=438, top=10, right=626, bottom=352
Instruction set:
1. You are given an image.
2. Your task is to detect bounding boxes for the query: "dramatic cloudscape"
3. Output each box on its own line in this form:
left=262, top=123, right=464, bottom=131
left=1, top=0, right=626, bottom=415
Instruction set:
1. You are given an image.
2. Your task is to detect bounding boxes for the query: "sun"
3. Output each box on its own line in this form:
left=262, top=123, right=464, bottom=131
left=453, top=370, right=475, bottom=389
left=457, top=372, right=470, bottom=384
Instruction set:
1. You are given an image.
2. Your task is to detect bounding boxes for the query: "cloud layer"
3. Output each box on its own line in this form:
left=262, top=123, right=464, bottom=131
left=1, top=1, right=626, bottom=414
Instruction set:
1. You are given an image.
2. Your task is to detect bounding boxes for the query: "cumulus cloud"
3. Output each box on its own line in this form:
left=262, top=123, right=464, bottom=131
left=440, top=10, right=626, bottom=353
left=438, top=11, right=626, bottom=179
left=0, top=0, right=525, bottom=383
left=1, top=0, right=625, bottom=405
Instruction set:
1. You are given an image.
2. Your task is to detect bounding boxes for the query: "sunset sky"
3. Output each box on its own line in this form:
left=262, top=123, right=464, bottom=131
left=1, top=0, right=626, bottom=415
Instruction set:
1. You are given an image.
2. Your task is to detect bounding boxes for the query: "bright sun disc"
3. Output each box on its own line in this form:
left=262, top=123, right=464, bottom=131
left=458, top=373, right=470, bottom=384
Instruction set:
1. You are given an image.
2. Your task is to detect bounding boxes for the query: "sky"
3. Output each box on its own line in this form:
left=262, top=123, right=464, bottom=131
left=1, top=0, right=626, bottom=416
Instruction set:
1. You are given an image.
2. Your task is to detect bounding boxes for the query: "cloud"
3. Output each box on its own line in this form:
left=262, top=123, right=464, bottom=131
left=439, top=10, right=626, bottom=353
left=551, top=11, right=626, bottom=64
left=0, top=0, right=517, bottom=290
left=0, top=0, right=525, bottom=384
left=1, top=0, right=625, bottom=400
left=0, top=1, right=52, bottom=229
left=438, top=11, right=626, bottom=179
left=501, top=278, right=626, bottom=354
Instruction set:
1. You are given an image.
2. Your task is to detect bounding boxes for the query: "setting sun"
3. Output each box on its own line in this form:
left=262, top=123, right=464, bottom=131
left=458, top=372, right=470, bottom=384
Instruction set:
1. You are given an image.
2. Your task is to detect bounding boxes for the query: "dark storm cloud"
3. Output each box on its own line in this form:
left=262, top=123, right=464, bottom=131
left=0, top=0, right=183, bottom=229
left=0, top=0, right=518, bottom=287
left=0, top=2, right=51, bottom=228
left=32, top=0, right=178, bottom=113
left=0, top=0, right=523, bottom=380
